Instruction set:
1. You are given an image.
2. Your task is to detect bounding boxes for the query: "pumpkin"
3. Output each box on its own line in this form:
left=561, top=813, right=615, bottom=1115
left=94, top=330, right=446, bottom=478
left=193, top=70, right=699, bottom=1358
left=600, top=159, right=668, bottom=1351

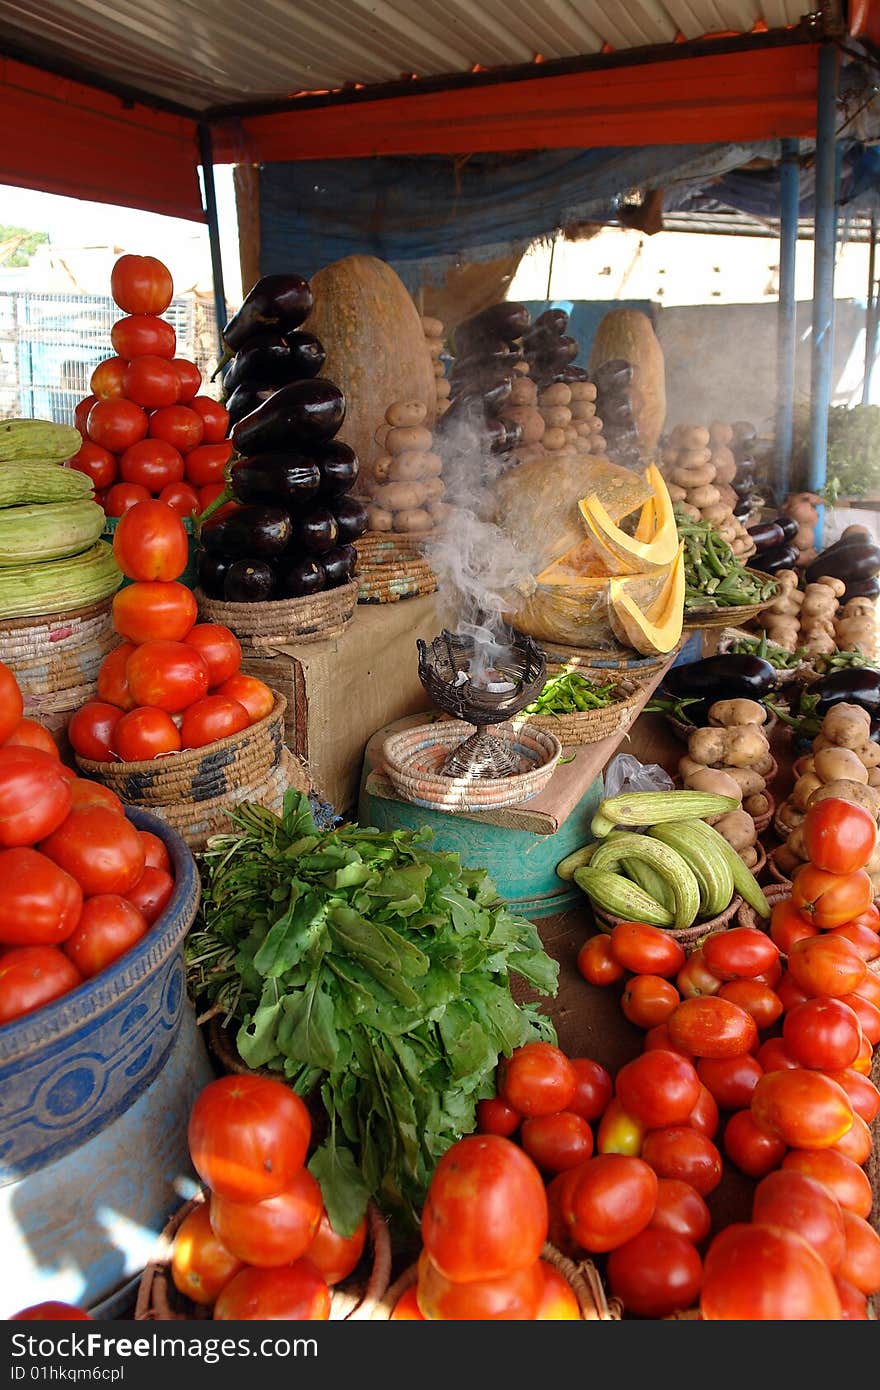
left=303, top=255, right=436, bottom=491
left=578, top=464, right=678, bottom=574
left=608, top=544, right=685, bottom=655
left=506, top=568, right=671, bottom=650
left=588, top=309, right=666, bottom=452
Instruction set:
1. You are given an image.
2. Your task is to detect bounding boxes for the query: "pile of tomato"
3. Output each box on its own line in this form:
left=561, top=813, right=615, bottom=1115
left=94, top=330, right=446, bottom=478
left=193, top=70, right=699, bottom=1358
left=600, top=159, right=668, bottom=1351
left=68, top=255, right=229, bottom=519
left=68, top=501, right=274, bottom=762
left=0, top=659, right=176, bottom=1026
left=169, top=1075, right=369, bottom=1320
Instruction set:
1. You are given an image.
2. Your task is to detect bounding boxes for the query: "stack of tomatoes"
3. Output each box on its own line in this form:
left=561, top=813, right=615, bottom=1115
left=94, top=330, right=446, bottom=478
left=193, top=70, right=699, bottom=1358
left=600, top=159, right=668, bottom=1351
left=173, top=1075, right=367, bottom=1320
left=68, top=254, right=230, bottom=519
left=68, top=501, right=274, bottom=762
left=0, top=659, right=175, bottom=1026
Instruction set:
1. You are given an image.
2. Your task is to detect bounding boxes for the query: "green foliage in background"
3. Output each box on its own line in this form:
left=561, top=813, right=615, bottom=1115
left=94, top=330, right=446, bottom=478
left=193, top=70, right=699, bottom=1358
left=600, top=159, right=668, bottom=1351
left=792, top=403, right=880, bottom=499
left=0, top=226, right=49, bottom=268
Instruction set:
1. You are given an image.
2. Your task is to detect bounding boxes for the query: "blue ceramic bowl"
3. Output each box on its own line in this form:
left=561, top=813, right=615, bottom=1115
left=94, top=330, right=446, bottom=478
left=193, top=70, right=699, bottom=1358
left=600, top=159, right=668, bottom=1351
left=0, top=808, right=200, bottom=1184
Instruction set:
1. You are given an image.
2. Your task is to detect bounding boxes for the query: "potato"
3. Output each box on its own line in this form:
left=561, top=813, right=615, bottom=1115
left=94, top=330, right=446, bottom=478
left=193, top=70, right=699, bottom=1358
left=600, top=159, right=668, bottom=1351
left=679, top=503, right=701, bottom=521
left=539, top=383, right=572, bottom=406
left=854, top=741, right=880, bottom=769
left=677, top=447, right=713, bottom=468
left=793, top=755, right=816, bottom=778
left=709, top=421, right=734, bottom=446
left=428, top=500, right=451, bottom=523
left=421, top=316, right=444, bottom=338
left=709, top=699, right=767, bottom=728
left=543, top=427, right=566, bottom=451
left=678, top=426, right=711, bottom=450
left=813, top=747, right=869, bottom=786
left=575, top=421, right=593, bottom=438
left=509, top=378, right=538, bottom=406
left=822, top=702, right=871, bottom=749
left=543, top=406, right=572, bottom=429
left=743, top=792, right=770, bottom=818
left=808, top=779, right=880, bottom=818
left=683, top=767, right=743, bottom=801
left=672, top=464, right=715, bottom=489
left=791, top=772, right=823, bottom=811
left=589, top=436, right=608, bottom=454
left=754, top=751, right=775, bottom=778
left=570, top=400, right=596, bottom=420
left=687, top=484, right=721, bottom=509
left=713, top=808, right=757, bottom=851
left=722, top=767, right=766, bottom=797
left=689, top=724, right=767, bottom=768
left=435, top=377, right=451, bottom=398
left=702, top=504, right=734, bottom=525
left=563, top=426, right=579, bottom=445
left=367, top=504, right=393, bottom=532
left=372, top=481, right=425, bottom=511
left=775, top=845, right=803, bottom=875
left=386, top=425, right=433, bottom=456
left=668, top=484, right=687, bottom=503
left=427, top=339, right=444, bottom=359
left=421, top=476, right=445, bottom=500
left=501, top=406, right=545, bottom=445
left=678, top=754, right=706, bottom=780
left=776, top=801, right=805, bottom=832
left=568, top=381, right=597, bottom=402
left=371, top=453, right=393, bottom=484
left=385, top=400, right=428, bottom=427
left=388, top=452, right=431, bottom=482
left=393, top=508, right=432, bottom=533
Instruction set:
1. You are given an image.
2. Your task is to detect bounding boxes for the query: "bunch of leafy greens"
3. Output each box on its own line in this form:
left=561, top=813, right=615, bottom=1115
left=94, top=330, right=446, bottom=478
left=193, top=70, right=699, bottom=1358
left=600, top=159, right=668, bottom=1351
left=186, top=791, right=558, bottom=1235
left=792, top=404, right=880, bottom=499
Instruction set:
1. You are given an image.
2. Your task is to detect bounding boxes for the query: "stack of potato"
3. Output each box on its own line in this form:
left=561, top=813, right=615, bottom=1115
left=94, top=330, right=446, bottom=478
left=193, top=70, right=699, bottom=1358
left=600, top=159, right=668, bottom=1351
left=679, top=699, right=774, bottom=869
left=783, top=492, right=821, bottom=567
left=663, top=423, right=755, bottom=559
left=422, top=316, right=449, bottom=417
left=758, top=571, right=878, bottom=660
left=775, top=702, right=880, bottom=891
left=364, top=401, right=449, bottom=535
left=836, top=595, right=880, bottom=660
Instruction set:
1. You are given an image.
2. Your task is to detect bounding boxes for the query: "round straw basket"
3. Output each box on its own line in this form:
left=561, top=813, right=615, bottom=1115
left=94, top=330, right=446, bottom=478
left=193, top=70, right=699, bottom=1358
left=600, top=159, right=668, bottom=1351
left=382, top=720, right=561, bottom=812
left=516, top=673, right=644, bottom=747
left=195, top=581, right=357, bottom=648
left=767, top=847, right=796, bottom=890
left=737, top=883, right=790, bottom=931
left=75, top=695, right=286, bottom=806
left=591, top=896, right=743, bottom=956
left=135, top=1192, right=391, bottom=1322
left=0, top=597, right=116, bottom=700
left=516, top=634, right=672, bottom=681
left=354, top=533, right=438, bottom=603
left=372, top=1245, right=620, bottom=1320
left=751, top=790, right=777, bottom=836
left=355, top=533, right=433, bottom=564
left=682, top=570, right=780, bottom=630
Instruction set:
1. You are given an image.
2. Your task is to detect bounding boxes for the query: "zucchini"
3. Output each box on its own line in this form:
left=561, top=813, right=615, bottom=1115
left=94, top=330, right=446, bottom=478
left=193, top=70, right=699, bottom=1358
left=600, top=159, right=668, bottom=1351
left=649, top=822, right=734, bottom=918
left=590, top=831, right=701, bottom=930
left=0, top=542, right=122, bottom=619
left=573, top=866, right=674, bottom=928
left=0, top=462, right=93, bottom=507
left=591, top=790, right=739, bottom=838
left=0, top=419, right=81, bottom=465
left=0, top=500, right=105, bottom=567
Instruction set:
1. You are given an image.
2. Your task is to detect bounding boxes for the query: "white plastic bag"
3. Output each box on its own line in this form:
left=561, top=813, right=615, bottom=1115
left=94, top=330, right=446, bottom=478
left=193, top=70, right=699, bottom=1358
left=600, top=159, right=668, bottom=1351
left=603, top=752, right=674, bottom=799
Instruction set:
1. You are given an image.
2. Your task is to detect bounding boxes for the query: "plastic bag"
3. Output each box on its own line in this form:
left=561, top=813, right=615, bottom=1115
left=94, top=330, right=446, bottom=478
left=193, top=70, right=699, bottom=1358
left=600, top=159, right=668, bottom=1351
left=603, top=752, right=674, bottom=800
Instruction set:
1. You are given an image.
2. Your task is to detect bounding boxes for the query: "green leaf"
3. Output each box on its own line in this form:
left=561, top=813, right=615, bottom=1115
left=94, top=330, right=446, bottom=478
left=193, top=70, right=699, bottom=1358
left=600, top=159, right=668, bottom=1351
left=371, top=862, right=432, bottom=915
left=252, top=888, right=325, bottom=977
left=236, top=996, right=284, bottom=1069
left=308, top=1138, right=371, bottom=1239
left=276, top=974, right=338, bottom=1070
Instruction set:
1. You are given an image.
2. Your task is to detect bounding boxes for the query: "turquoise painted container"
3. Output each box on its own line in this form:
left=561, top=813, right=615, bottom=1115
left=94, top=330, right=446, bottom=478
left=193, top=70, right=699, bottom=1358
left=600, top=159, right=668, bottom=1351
left=101, top=516, right=198, bottom=591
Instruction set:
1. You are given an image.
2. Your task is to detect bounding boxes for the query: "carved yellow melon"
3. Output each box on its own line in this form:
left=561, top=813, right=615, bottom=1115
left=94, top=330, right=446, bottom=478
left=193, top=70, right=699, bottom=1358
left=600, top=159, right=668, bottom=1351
left=579, top=464, right=678, bottom=575
left=608, top=544, right=685, bottom=655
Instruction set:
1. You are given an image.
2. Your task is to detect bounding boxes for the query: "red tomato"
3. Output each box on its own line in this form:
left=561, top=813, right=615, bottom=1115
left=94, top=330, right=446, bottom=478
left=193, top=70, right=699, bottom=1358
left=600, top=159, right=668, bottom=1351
left=306, top=1209, right=368, bottom=1287
left=191, top=395, right=230, bottom=443
left=104, top=482, right=151, bottom=517
left=853, top=969, right=880, bottom=1007
left=0, top=747, right=72, bottom=846
left=686, top=1085, right=719, bottom=1139
left=125, top=867, right=174, bottom=925
left=123, top=356, right=181, bottom=409
left=776, top=970, right=811, bottom=1013
left=750, top=1070, right=853, bottom=1149
left=113, top=581, right=197, bottom=644
left=4, top=718, right=58, bottom=759
left=113, top=499, right=188, bottom=583
left=97, top=645, right=137, bottom=710
left=535, top=1261, right=580, bottom=1320
left=113, top=707, right=182, bottom=761
left=697, top=1054, right=763, bottom=1110
left=829, top=920, right=880, bottom=962
left=111, top=315, right=176, bottom=361
left=700, top=1224, right=841, bottom=1320
left=667, top=996, right=758, bottom=1058
left=852, top=1033, right=873, bottom=1075
left=188, top=1074, right=311, bottom=1203
left=421, top=1135, right=547, bottom=1281
left=389, top=1287, right=425, bottom=1320
left=754, top=956, right=782, bottom=989
left=476, top=1097, right=520, bottom=1136
left=209, top=1168, right=323, bottom=1267
left=68, top=780, right=124, bottom=817
left=648, top=1178, right=711, bottom=1245
left=0, top=945, right=81, bottom=1023
left=546, top=1168, right=582, bottom=1257
left=792, top=866, right=874, bottom=930
left=825, top=1068, right=880, bottom=1123
left=770, top=899, right=819, bottom=953
left=111, top=255, right=173, bottom=315
left=184, top=441, right=233, bottom=487
left=149, top=405, right=204, bottom=454
left=838, top=1210, right=880, bottom=1296
left=185, top=624, right=241, bottom=687
left=576, top=934, right=624, bottom=986
left=788, top=934, right=867, bottom=999
left=9, top=1302, right=90, bottom=1321
left=606, top=1227, right=703, bottom=1319
left=640, top=1127, right=722, bottom=1196
left=40, top=807, right=145, bottom=897
left=0, top=663, right=22, bottom=744
left=596, top=1098, right=645, bottom=1156
left=723, top=1107, right=787, bottom=1178
left=198, top=482, right=227, bottom=512
left=675, top=949, right=722, bottom=999
left=835, top=1276, right=869, bottom=1319
left=803, top=797, right=878, bottom=874
left=170, top=1201, right=243, bottom=1306
left=615, top=1050, right=701, bottom=1130
left=119, top=439, right=185, bottom=492
left=703, top=928, right=779, bottom=981
left=752, top=1170, right=846, bottom=1272
left=416, top=1251, right=544, bottom=1321
left=87, top=399, right=148, bottom=453
left=90, top=356, right=128, bottom=400
left=68, top=441, right=117, bottom=490
left=173, top=359, right=202, bottom=402
left=838, top=991, right=880, bottom=1045
left=621, top=974, right=680, bottom=1028
left=180, top=696, right=249, bottom=749
left=213, top=1261, right=329, bottom=1321
left=833, top=1111, right=873, bottom=1165
left=608, top=921, right=685, bottom=977
left=74, top=395, right=99, bottom=436
left=63, top=894, right=148, bottom=978
left=783, top=1148, right=873, bottom=1218
left=215, top=674, right=274, bottom=724
left=520, top=1111, right=594, bottom=1173
left=0, top=848, right=82, bottom=947
left=140, top=830, right=170, bottom=872
left=567, top=1057, right=613, bottom=1122
left=159, top=481, right=200, bottom=517
left=498, top=1042, right=576, bottom=1117
left=560, top=1153, right=657, bottom=1252
left=717, top=979, right=783, bottom=1030
left=644, top=1023, right=679, bottom=1052
left=126, top=640, right=209, bottom=713
left=782, top=997, right=863, bottom=1070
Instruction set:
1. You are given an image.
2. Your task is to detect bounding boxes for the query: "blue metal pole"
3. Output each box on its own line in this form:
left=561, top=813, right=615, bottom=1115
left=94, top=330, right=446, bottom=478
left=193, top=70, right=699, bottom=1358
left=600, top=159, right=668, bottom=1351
left=775, top=138, right=799, bottom=505
left=197, top=123, right=227, bottom=352
left=808, top=43, right=840, bottom=547
left=862, top=215, right=878, bottom=405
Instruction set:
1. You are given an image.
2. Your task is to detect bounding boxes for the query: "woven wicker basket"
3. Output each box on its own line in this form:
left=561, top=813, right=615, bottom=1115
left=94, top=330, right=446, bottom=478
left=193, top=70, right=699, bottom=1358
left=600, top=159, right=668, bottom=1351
left=515, top=673, right=644, bottom=747
left=354, top=533, right=438, bottom=604
left=591, top=895, right=743, bottom=956
left=767, top=847, right=796, bottom=890
left=515, top=634, right=674, bottom=681
left=682, top=569, right=780, bottom=630
left=382, top=719, right=561, bottom=812
left=196, top=581, right=357, bottom=648
left=135, top=1192, right=391, bottom=1322
left=372, top=1244, right=620, bottom=1320
left=751, top=790, right=777, bottom=836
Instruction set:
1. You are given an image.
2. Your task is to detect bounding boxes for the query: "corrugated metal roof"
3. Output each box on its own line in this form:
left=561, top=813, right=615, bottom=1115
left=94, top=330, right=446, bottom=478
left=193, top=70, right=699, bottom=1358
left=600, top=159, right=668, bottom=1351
left=0, top=1, right=811, bottom=113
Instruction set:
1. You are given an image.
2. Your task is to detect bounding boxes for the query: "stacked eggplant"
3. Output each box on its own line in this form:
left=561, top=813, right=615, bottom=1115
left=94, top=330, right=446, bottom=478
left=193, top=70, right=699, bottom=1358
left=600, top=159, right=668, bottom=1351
left=591, top=359, right=643, bottom=470
left=199, top=274, right=367, bottom=603
left=805, top=527, right=880, bottom=603
left=435, top=303, right=529, bottom=455
left=729, top=421, right=761, bottom=523
left=520, top=309, right=580, bottom=385
left=746, top=513, right=800, bottom=575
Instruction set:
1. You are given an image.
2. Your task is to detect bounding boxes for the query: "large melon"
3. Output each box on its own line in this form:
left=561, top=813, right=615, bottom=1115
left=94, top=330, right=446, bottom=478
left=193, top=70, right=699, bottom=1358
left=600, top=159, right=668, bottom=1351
left=578, top=464, right=679, bottom=575
left=302, top=255, right=436, bottom=488
left=608, top=544, right=685, bottom=655
left=589, top=309, right=666, bottom=452
left=507, top=569, right=669, bottom=649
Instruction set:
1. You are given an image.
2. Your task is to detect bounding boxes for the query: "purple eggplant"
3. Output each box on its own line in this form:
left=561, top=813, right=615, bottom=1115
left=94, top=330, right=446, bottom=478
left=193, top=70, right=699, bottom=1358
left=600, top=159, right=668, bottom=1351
left=322, top=544, right=357, bottom=586
left=201, top=504, right=292, bottom=559
left=747, top=521, right=785, bottom=551
left=314, top=442, right=359, bottom=497
left=805, top=542, right=880, bottom=587
left=293, top=506, right=339, bottom=554
left=226, top=384, right=276, bottom=428
left=224, top=559, right=276, bottom=603
left=810, top=666, right=880, bottom=716
left=231, top=379, right=346, bottom=455
left=223, top=274, right=313, bottom=353
left=223, top=334, right=298, bottom=394
left=755, top=542, right=799, bottom=574
left=277, top=555, right=326, bottom=598
left=453, top=303, right=531, bottom=356
left=230, top=455, right=321, bottom=506
left=283, top=330, right=326, bottom=379
left=593, top=359, right=634, bottom=392
left=843, top=576, right=880, bottom=602
left=197, top=551, right=232, bottom=599
left=333, top=497, right=369, bottom=543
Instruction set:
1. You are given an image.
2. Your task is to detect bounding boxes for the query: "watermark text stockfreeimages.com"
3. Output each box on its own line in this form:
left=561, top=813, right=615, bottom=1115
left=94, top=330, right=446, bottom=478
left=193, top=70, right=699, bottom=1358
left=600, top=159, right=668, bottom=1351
left=9, top=1331, right=317, bottom=1370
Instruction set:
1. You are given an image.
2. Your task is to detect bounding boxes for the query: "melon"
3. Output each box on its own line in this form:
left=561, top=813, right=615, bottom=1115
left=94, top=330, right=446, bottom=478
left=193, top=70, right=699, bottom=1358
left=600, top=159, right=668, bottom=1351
left=302, top=255, right=436, bottom=489
left=608, top=544, right=685, bottom=655
left=507, top=568, right=670, bottom=650
left=589, top=309, right=666, bottom=452
left=579, top=464, right=678, bottom=575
